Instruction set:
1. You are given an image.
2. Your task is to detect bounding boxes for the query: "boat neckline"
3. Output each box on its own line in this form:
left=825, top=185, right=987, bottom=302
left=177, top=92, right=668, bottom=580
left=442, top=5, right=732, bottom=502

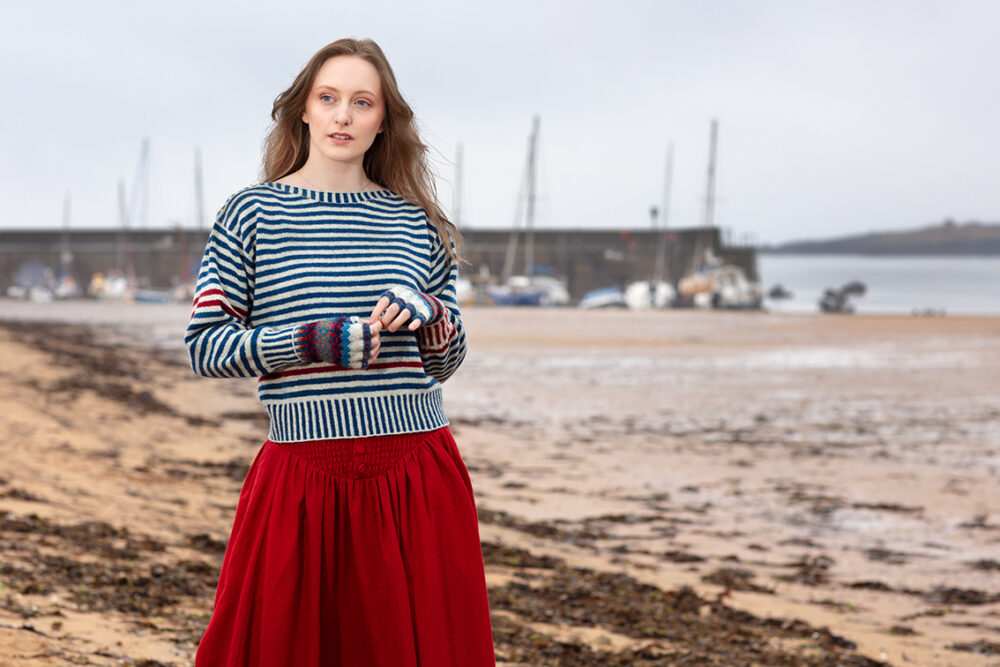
left=261, top=181, right=395, bottom=202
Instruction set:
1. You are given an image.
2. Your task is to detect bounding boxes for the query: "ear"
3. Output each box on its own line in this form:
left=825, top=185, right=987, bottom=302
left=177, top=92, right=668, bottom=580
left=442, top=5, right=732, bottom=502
left=301, top=109, right=308, bottom=124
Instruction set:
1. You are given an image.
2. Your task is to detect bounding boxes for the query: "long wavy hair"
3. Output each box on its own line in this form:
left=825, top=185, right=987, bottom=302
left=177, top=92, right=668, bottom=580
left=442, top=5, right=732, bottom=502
left=262, top=38, right=463, bottom=263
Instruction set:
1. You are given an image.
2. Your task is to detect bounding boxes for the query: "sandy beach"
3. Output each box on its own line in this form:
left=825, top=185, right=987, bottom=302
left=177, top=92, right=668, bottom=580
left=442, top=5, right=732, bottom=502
left=0, top=300, right=998, bottom=665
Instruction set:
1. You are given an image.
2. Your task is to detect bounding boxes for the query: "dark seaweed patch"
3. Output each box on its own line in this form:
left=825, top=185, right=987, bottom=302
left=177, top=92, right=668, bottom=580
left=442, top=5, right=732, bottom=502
left=702, top=567, right=775, bottom=594
left=948, top=639, right=1000, bottom=655
left=0, top=512, right=165, bottom=559
left=183, top=533, right=227, bottom=555
left=482, top=541, right=562, bottom=569
left=488, top=566, right=888, bottom=665
left=778, top=554, right=834, bottom=586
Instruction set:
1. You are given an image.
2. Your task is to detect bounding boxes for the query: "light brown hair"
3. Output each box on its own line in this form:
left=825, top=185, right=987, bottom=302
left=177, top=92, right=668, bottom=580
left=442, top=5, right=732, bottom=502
left=262, top=38, right=463, bottom=263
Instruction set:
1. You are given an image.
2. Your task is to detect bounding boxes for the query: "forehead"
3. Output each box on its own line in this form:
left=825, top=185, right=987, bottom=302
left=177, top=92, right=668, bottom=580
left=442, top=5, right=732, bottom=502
left=312, top=55, right=382, bottom=95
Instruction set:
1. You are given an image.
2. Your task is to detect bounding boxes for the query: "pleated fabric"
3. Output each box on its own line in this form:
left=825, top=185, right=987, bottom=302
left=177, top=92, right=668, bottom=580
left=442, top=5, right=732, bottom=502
left=195, top=426, right=496, bottom=666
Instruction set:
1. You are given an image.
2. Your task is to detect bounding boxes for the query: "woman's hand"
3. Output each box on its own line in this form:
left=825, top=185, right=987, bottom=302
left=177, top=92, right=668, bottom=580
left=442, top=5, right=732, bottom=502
left=369, top=287, right=437, bottom=333
left=367, top=287, right=447, bottom=363
left=369, top=294, right=420, bottom=333
left=294, top=316, right=381, bottom=369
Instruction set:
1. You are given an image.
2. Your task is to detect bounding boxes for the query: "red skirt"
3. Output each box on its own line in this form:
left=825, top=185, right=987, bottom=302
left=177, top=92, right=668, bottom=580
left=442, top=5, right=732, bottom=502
left=195, top=426, right=496, bottom=666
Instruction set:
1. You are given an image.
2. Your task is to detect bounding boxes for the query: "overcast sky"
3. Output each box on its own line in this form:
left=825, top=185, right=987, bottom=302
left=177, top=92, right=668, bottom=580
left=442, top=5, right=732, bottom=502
left=1, top=0, right=997, bottom=244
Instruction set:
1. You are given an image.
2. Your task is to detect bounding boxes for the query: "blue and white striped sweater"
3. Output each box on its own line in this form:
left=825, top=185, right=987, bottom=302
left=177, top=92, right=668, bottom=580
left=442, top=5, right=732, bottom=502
left=184, top=182, right=466, bottom=442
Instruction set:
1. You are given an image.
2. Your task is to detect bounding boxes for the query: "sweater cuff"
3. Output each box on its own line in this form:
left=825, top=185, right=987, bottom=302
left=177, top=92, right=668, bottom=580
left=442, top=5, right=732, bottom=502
left=292, top=317, right=372, bottom=369
left=339, top=317, right=372, bottom=369
left=421, top=294, right=447, bottom=325
left=416, top=309, right=456, bottom=352
left=259, top=325, right=303, bottom=370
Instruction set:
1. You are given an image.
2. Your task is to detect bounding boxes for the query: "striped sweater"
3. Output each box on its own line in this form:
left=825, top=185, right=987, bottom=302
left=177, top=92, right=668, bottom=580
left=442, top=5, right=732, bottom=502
left=184, top=182, right=467, bottom=442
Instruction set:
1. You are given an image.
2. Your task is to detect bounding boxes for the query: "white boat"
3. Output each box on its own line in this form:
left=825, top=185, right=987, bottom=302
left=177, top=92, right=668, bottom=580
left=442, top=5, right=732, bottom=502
left=578, top=286, right=627, bottom=309
left=455, top=276, right=474, bottom=305
left=678, top=250, right=763, bottom=310
left=624, top=280, right=676, bottom=309
left=489, top=274, right=570, bottom=306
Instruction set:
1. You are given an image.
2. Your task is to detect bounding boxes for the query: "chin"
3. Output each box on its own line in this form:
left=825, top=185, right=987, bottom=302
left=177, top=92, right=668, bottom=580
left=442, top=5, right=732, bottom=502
left=314, top=147, right=362, bottom=164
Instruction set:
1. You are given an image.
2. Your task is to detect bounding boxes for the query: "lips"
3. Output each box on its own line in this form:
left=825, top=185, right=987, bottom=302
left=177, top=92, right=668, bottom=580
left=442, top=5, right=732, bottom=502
left=329, top=132, right=353, bottom=142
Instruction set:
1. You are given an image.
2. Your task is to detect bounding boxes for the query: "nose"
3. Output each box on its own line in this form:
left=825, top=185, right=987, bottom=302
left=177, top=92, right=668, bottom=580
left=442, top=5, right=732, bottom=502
left=334, top=101, right=352, bottom=126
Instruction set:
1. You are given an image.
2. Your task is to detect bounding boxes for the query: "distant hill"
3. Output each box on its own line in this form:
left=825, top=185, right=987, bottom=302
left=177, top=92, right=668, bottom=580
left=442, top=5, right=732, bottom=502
left=764, top=221, right=1000, bottom=255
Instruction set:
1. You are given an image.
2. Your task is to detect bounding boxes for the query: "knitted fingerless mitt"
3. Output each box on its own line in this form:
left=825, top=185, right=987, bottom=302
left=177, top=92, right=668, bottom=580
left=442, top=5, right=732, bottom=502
left=294, top=316, right=373, bottom=369
left=379, top=286, right=445, bottom=327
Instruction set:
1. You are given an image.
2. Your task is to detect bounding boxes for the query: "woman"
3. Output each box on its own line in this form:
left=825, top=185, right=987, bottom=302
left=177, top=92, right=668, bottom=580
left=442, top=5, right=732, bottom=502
left=185, top=38, right=496, bottom=666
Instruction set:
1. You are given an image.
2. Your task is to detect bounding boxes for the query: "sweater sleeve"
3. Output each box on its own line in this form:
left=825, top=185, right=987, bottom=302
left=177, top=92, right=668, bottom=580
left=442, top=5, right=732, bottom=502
left=415, top=225, right=467, bottom=383
left=184, top=194, right=303, bottom=378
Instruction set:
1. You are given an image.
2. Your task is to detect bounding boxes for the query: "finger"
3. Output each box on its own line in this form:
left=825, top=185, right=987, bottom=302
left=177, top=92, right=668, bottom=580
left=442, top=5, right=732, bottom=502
left=369, top=320, right=383, bottom=334
left=387, top=309, right=412, bottom=332
left=369, top=296, right=391, bottom=324
left=379, top=303, right=401, bottom=328
left=407, top=318, right=422, bottom=331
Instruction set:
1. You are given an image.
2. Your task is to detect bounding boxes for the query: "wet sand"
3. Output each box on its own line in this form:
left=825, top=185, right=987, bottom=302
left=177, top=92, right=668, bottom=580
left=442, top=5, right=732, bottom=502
left=0, top=300, right=998, bottom=665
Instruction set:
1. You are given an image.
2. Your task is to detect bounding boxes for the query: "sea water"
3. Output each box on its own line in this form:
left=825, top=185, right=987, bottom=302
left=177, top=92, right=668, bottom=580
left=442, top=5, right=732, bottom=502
left=758, top=254, right=1000, bottom=315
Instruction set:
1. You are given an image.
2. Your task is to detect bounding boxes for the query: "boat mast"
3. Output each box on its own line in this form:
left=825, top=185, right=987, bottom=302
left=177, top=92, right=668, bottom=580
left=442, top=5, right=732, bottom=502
left=128, top=137, right=150, bottom=228
left=702, top=118, right=718, bottom=228
left=60, top=193, right=72, bottom=279
left=523, top=115, right=539, bottom=276
left=194, top=148, right=206, bottom=230
left=142, top=138, right=151, bottom=227
left=653, top=143, right=674, bottom=283
left=501, top=177, right=522, bottom=284
left=662, top=142, right=673, bottom=230
left=501, top=117, right=538, bottom=282
left=688, top=119, right=718, bottom=275
left=181, top=148, right=206, bottom=286
left=117, top=178, right=134, bottom=280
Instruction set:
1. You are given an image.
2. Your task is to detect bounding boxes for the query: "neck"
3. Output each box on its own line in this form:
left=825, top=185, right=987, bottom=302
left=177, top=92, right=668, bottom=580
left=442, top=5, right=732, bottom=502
left=297, top=157, right=370, bottom=192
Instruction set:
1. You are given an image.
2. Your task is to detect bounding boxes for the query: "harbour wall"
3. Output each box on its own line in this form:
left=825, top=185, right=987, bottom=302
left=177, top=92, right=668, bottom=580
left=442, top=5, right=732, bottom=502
left=0, top=227, right=757, bottom=302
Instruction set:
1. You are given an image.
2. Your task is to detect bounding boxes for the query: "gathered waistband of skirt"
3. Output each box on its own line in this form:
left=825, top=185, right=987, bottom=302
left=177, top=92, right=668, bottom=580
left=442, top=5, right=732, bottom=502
left=266, top=425, right=451, bottom=480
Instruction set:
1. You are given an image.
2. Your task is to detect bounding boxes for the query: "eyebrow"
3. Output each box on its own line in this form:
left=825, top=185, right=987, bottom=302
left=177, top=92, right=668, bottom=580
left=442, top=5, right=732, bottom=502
left=313, top=85, right=378, bottom=96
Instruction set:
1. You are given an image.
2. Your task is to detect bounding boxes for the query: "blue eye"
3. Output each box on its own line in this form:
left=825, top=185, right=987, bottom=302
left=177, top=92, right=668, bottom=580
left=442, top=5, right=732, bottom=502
left=355, top=99, right=372, bottom=108
left=320, top=94, right=334, bottom=103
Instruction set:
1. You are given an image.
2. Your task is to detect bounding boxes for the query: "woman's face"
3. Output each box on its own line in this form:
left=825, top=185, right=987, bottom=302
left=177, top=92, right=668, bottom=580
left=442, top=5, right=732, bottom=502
left=301, top=55, right=385, bottom=169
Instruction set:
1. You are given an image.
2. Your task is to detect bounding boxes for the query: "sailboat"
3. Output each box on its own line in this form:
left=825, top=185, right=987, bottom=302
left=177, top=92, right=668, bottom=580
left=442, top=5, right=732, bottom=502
left=676, top=119, right=762, bottom=310
left=489, top=116, right=570, bottom=306
left=624, top=143, right=677, bottom=310
left=678, top=248, right=763, bottom=309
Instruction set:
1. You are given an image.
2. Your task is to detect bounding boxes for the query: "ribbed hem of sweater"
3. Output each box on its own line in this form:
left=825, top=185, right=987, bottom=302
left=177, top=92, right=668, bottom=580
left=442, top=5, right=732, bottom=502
left=264, top=387, right=449, bottom=442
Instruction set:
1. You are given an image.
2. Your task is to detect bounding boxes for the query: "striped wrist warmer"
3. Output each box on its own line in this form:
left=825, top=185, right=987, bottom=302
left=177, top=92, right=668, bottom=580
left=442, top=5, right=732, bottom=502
left=294, top=316, right=373, bottom=369
left=380, top=286, right=445, bottom=326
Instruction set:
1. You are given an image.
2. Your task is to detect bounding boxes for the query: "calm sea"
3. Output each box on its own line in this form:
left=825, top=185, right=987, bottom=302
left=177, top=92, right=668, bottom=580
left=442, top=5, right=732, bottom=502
left=757, top=254, right=1000, bottom=315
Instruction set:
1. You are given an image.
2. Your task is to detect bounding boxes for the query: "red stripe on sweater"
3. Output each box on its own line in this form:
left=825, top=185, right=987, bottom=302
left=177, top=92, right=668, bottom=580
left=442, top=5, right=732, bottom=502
left=193, top=289, right=248, bottom=319
left=194, top=299, right=245, bottom=321
left=419, top=318, right=455, bottom=349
